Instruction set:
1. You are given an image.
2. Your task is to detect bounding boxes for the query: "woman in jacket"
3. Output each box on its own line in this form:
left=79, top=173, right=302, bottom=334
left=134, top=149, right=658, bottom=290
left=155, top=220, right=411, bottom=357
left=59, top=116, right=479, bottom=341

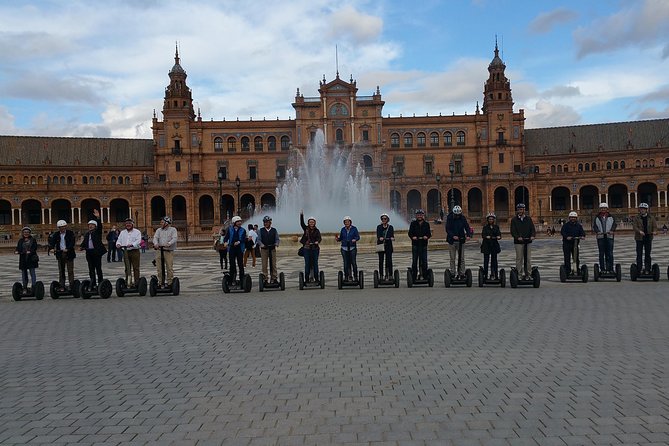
left=335, top=216, right=360, bottom=281
left=376, top=213, right=395, bottom=280
left=480, top=213, right=502, bottom=280
left=300, top=211, right=322, bottom=284
left=15, top=226, right=39, bottom=293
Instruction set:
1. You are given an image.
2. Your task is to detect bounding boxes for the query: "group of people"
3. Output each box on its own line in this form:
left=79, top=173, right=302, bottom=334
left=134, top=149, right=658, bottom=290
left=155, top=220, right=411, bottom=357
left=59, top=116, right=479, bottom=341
left=14, top=211, right=178, bottom=295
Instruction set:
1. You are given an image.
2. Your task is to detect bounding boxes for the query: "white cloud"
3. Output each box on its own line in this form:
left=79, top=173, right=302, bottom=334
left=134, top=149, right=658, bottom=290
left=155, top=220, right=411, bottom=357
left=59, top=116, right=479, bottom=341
left=326, top=5, right=383, bottom=44
left=0, top=106, right=17, bottom=134
left=529, top=8, right=578, bottom=34
left=523, top=100, right=581, bottom=129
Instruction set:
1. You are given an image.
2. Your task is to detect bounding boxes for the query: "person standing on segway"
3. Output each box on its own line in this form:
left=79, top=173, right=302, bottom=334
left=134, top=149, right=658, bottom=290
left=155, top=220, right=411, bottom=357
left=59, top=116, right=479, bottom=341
left=408, top=209, right=431, bottom=282
left=480, top=213, right=502, bottom=280
left=592, top=202, right=616, bottom=273
left=116, top=218, right=143, bottom=287
left=561, top=211, right=586, bottom=276
left=510, top=203, right=536, bottom=279
left=376, top=213, right=395, bottom=280
left=50, top=220, right=76, bottom=292
left=258, top=216, right=280, bottom=283
left=223, top=216, right=246, bottom=287
left=152, top=216, right=178, bottom=289
left=335, top=216, right=360, bottom=281
left=79, top=209, right=106, bottom=291
left=445, top=205, right=471, bottom=278
left=300, top=211, right=322, bottom=284
left=15, top=227, right=39, bottom=294
left=632, top=203, right=657, bottom=275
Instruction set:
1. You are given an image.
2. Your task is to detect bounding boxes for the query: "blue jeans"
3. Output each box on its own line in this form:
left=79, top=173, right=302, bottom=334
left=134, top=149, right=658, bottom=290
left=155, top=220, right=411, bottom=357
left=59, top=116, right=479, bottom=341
left=303, top=248, right=320, bottom=281
left=341, top=248, right=357, bottom=278
left=597, top=237, right=614, bottom=271
left=21, top=268, right=36, bottom=288
left=635, top=238, right=652, bottom=271
left=411, top=245, right=428, bottom=281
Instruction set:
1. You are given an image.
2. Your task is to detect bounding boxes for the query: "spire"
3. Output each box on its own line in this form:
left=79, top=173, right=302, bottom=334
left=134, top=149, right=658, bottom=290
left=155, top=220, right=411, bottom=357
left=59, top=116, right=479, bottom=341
left=170, top=42, right=186, bottom=76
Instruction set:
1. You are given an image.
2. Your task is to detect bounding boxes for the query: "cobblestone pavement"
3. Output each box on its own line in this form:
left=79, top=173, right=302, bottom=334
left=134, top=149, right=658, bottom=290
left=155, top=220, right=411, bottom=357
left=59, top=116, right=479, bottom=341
left=1, top=235, right=669, bottom=445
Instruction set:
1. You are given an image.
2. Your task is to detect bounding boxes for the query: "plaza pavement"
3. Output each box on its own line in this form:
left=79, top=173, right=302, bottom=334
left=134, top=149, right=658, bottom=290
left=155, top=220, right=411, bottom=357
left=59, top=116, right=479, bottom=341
left=1, top=235, right=669, bottom=445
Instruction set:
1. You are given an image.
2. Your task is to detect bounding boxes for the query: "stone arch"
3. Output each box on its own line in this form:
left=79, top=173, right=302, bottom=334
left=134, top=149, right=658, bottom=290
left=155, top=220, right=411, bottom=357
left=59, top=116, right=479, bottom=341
left=81, top=199, right=101, bottom=224
left=151, top=196, right=166, bottom=225
left=21, top=199, right=42, bottom=225
left=171, top=195, right=187, bottom=225
left=467, top=187, right=483, bottom=219
left=426, top=188, right=440, bottom=215
left=608, top=184, right=629, bottom=209
left=221, top=194, right=235, bottom=221
left=51, top=199, right=72, bottom=223
left=260, top=193, right=276, bottom=210
left=109, top=198, right=130, bottom=223
left=551, top=186, right=570, bottom=211
left=240, top=194, right=255, bottom=219
left=493, top=187, right=509, bottom=219
left=198, top=195, right=214, bottom=225
left=407, top=189, right=421, bottom=214
left=0, top=199, right=11, bottom=225
left=579, top=185, right=599, bottom=211
left=637, top=182, right=657, bottom=207
left=514, top=186, right=530, bottom=211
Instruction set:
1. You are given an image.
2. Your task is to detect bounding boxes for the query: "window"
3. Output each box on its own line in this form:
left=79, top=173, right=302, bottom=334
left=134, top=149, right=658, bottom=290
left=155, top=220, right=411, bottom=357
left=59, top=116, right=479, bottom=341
left=159, top=174, right=166, bottom=182
left=403, top=133, right=413, bottom=148
left=67, top=176, right=73, bottom=185
left=454, top=160, right=462, bottom=174
left=254, top=136, right=263, bottom=152
left=82, top=176, right=88, bottom=184
left=424, top=160, right=433, bottom=175
left=173, top=139, right=181, bottom=154
left=390, top=133, right=400, bottom=148
left=175, top=161, right=181, bottom=172
left=585, top=164, right=590, bottom=172
left=310, top=131, right=316, bottom=142
left=192, top=173, right=200, bottom=183
left=642, top=159, right=648, bottom=168
left=498, top=132, right=505, bottom=144
left=606, top=161, right=612, bottom=170
left=430, top=132, right=439, bottom=147
left=276, top=165, right=286, bottom=179
left=558, top=165, right=563, bottom=173
left=281, top=136, right=290, bottom=150
left=241, top=137, right=250, bottom=152
left=650, top=159, right=655, bottom=167
left=111, top=177, right=117, bottom=185
left=227, top=137, right=236, bottom=152
left=591, top=163, right=597, bottom=171
left=620, top=160, right=625, bottom=169
left=551, top=165, right=556, bottom=173
left=456, top=131, right=465, bottom=145
left=635, top=159, right=641, bottom=168
left=336, top=128, right=344, bottom=142
left=363, top=155, right=373, bottom=173
left=249, top=166, right=257, bottom=180
left=498, top=153, right=504, bottom=164
left=362, top=130, right=369, bottom=141
left=578, top=163, right=583, bottom=172
left=563, top=165, right=568, bottom=173
left=394, top=162, right=405, bottom=176
left=268, top=136, right=276, bottom=151
left=125, top=176, right=130, bottom=184
left=214, top=137, right=223, bottom=152
left=614, top=161, right=619, bottom=169
left=444, top=132, right=452, bottom=146
left=417, top=133, right=426, bottom=147
left=218, top=166, right=227, bottom=180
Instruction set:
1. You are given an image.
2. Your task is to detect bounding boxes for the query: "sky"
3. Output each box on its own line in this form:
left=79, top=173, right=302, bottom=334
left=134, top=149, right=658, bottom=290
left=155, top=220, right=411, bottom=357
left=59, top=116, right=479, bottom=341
left=0, top=0, right=668, bottom=139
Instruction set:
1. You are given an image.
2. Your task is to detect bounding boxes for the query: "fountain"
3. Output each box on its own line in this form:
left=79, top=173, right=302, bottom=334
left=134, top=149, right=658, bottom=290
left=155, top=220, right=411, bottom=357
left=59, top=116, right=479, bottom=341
left=265, top=130, right=406, bottom=232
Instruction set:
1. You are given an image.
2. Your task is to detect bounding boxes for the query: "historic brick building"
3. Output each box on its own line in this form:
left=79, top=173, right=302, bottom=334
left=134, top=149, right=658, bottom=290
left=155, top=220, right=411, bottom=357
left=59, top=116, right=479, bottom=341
left=0, top=45, right=667, bottom=239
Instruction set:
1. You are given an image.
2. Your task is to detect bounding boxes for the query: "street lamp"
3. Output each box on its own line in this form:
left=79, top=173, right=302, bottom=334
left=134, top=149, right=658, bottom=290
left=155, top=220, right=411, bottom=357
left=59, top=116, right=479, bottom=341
left=391, top=165, right=397, bottom=212
left=217, top=167, right=225, bottom=224
left=235, top=175, right=241, bottom=216
left=142, top=175, right=149, bottom=233
left=448, top=161, right=455, bottom=212
left=435, top=172, right=442, bottom=218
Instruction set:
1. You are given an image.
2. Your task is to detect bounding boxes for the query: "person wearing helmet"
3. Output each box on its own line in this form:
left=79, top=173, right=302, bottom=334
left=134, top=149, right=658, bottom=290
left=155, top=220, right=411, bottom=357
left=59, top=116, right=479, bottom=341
left=335, top=216, right=360, bottom=281
left=592, top=202, right=616, bottom=273
left=408, top=209, right=431, bottom=282
left=300, top=210, right=322, bottom=284
left=376, top=213, right=395, bottom=280
left=561, top=211, right=586, bottom=276
left=14, top=226, right=39, bottom=294
left=223, top=215, right=247, bottom=286
left=153, top=216, right=178, bottom=287
left=480, top=213, right=502, bottom=280
left=49, top=219, right=76, bottom=292
left=117, top=218, right=143, bottom=287
left=632, top=202, right=658, bottom=274
left=79, top=209, right=106, bottom=290
left=257, top=215, right=280, bottom=283
left=106, top=225, right=118, bottom=262
left=510, top=203, right=536, bottom=279
left=445, top=205, right=471, bottom=278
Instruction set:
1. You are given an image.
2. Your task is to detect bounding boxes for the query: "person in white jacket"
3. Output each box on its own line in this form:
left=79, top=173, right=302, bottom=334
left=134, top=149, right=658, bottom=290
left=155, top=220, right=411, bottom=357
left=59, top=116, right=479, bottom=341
left=116, top=218, right=143, bottom=287
left=152, top=216, right=178, bottom=287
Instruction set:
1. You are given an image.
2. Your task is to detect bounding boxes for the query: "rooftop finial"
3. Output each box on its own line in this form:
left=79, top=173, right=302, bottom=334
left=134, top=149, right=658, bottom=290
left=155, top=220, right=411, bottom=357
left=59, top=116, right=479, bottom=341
left=335, top=45, right=339, bottom=78
left=494, top=35, right=499, bottom=58
left=175, top=41, right=180, bottom=64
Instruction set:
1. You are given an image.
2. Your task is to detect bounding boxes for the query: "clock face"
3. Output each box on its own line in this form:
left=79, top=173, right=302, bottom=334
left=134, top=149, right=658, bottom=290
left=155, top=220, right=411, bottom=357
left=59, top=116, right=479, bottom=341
left=173, top=122, right=180, bottom=129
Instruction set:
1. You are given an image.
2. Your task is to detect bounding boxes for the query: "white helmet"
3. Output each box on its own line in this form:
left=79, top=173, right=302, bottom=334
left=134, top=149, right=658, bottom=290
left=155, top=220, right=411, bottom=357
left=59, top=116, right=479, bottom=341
left=568, top=211, right=578, bottom=218
left=380, top=213, right=389, bottom=221
left=343, top=216, right=352, bottom=222
left=231, top=216, right=242, bottom=224
left=87, top=220, right=98, bottom=226
left=599, top=202, right=609, bottom=208
left=307, top=216, right=316, bottom=223
left=639, top=202, right=649, bottom=209
left=56, top=220, right=67, bottom=227
left=452, top=205, right=462, bottom=215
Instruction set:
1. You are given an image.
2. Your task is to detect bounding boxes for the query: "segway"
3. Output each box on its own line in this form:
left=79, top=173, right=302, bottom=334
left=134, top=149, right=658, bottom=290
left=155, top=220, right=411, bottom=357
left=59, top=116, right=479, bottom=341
left=149, top=247, right=181, bottom=296
left=337, top=244, right=363, bottom=289
left=49, top=280, right=81, bottom=299
left=630, top=262, right=660, bottom=282
left=559, top=238, right=588, bottom=283
left=593, top=235, right=621, bottom=282
left=115, top=247, right=148, bottom=297
left=298, top=243, right=325, bottom=290
left=509, top=239, right=540, bottom=288
left=258, top=246, right=285, bottom=292
left=79, top=278, right=113, bottom=299
left=444, top=241, right=472, bottom=287
left=478, top=267, right=506, bottom=287
left=373, top=269, right=400, bottom=288
left=12, top=281, right=45, bottom=301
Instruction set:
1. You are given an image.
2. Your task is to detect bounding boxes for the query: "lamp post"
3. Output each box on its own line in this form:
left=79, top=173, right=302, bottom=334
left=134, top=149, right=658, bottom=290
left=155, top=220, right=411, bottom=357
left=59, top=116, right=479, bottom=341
left=142, top=175, right=149, bottom=232
left=435, top=172, right=442, bottom=218
left=448, top=161, right=455, bottom=212
left=391, top=165, right=397, bottom=212
left=235, top=175, right=241, bottom=216
left=217, top=167, right=225, bottom=224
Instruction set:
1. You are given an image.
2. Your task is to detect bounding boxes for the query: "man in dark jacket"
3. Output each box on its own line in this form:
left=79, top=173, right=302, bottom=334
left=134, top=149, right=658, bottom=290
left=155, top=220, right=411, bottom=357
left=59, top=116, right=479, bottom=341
left=632, top=202, right=658, bottom=274
left=445, top=205, right=471, bottom=277
left=560, top=211, right=586, bottom=275
left=509, top=203, right=536, bottom=278
left=408, top=209, right=431, bottom=282
left=79, top=209, right=106, bottom=289
left=50, top=219, right=77, bottom=291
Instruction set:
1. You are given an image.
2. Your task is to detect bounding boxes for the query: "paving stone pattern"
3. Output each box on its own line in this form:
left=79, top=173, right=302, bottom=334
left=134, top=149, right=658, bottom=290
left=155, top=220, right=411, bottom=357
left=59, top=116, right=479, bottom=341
left=1, top=235, right=669, bottom=445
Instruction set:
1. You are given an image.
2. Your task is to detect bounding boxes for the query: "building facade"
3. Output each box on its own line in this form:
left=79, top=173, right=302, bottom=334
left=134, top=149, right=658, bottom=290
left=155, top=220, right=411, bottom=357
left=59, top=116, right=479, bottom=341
left=0, top=45, right=667, bottom=239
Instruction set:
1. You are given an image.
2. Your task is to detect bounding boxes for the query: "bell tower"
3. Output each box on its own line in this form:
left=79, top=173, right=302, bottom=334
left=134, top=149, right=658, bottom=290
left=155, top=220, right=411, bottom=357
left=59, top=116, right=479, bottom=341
left=482, top=40, right=513, bottom=114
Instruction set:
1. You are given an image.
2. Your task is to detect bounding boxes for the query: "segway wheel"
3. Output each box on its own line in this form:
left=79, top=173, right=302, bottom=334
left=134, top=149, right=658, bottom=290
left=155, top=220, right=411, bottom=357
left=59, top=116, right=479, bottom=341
left=138, top=277, right=148, bottom=296
left=12, top=282, right=22, bottom=301
left=279, top=272, right=285, bottom=291
left=478, top=267, right=484, bottom=288
left=72, top=280, right=81, bottom=298
left=50, top=281, right=60, bottom=299
left=116, top=278, right=126, bottom=297
left=373, top=270, right=379, bottom=289
left=581, top=265, right=588, bottom=283
left=337, top=271, right=343, bottom=290
left=444, top=269, right=452, bottom=288
left=667, top=265, right=669, bottom=281
left=652, top=264, right=660, bottom=282
left=393, top=269, right=400, bottom=288
left=532, top=269, right=541, bottom=288
left=630, top=264, right=638, bottom=282
left=500, top=269, right=506, bottom=288
left=510, top=269, right=518, bottom=288
left=171, top=277, right=180, bottom=296
left=319, top=271, right=325, bottom=289
left=243, top=275, right=252, bottom=293
left=358, top=270, right=364, bottom=289
left=259, top=273, right=265, bottom=292
left=99, top=279, right=113, bottom=299
left=593, top=264, right=600, bottom=282
left=221, top=274, right=230, bottom=294
left=298, top=272, right=304, bottom=290
left=465, top=269, right=472, bottom=288
left=427, top=269, right=434, bottom=288
left=80, top=280, right=92, bottom=299
left=615, top=264, right=622, bottom=282
left=34, top=281, right=45, bottom=300
left=150, top=276, right=158, bottom=296
left=559, top=265, right=567, bottom=283
left=406, top=269, right=413, bottom=288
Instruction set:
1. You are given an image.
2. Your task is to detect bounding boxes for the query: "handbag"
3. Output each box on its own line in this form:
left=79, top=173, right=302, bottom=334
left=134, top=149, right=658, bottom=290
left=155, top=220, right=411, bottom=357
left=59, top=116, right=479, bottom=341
left=375, top=244, right=385, bottom=253
left=297, top=246, right=304, bottom=257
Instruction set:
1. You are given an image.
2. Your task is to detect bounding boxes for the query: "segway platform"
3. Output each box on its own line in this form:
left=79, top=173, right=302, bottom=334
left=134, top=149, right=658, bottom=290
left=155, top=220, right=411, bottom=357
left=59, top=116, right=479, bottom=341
left=79, top=279, right=113, bottom=299
left=373, top=269, right=400, bottom=288
left=477, top=267, right=506, bottom=287
left=406, top=268, right=433, bottom=288
left=509, top=268, right=540, bottom=288
left=559, top=238, right=588, bottom=283
left=630, top=263, right=660, bottom=282
left=222, top=273, right=252, bottom=294
left=149, top=247, right=181, bottom=296
left=593, top=264, right=621, bottom=282
left=444, top=268, right=473, bottom=287
left=299, top=271, right=325, bottom=290
left=259, top=272, right=285, bottom=292
left=116, top=277, right=148, bottom=297
left=12, top=281, right=45, bottom=301
left=49, top=280, right=81, bottom=299
left=337, top=270, right=364, bottom=289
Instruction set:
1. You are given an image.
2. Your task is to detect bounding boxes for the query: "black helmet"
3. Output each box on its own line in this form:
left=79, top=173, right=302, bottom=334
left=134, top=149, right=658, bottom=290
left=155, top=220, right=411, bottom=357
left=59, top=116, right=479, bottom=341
left=263, top=215, right=272, bottom=222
